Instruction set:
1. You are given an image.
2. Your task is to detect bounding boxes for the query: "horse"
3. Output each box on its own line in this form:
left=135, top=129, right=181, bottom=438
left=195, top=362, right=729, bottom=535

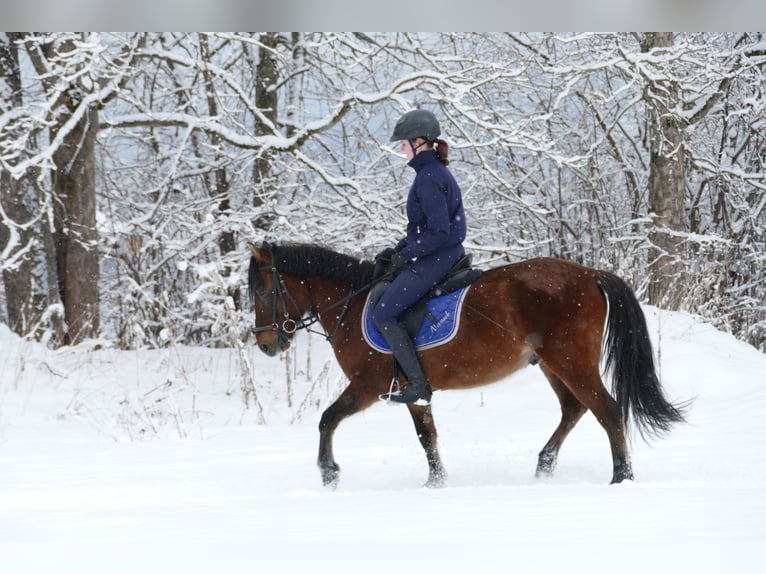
left=247, top=241, right=685, bottom=488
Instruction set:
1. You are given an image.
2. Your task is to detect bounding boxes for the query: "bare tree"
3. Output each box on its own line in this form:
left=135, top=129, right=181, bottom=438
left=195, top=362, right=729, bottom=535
left=2, top=33, right=144, bottom=345
left=253, top=32, right=279, bottom=210
left=22, top=34, right=100, bottom=344
left=641, top=32, right=687, bottom=308
left=0, top=33, right=62, bottom=341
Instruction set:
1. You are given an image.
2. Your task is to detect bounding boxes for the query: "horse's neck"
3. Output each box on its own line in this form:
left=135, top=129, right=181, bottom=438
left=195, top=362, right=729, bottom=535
left=306, top=277, right=362, bottom=337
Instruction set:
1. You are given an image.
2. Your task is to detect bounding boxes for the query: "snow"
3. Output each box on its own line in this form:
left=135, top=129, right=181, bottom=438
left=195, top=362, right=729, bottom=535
left=1, top=306, right=765, bottom=572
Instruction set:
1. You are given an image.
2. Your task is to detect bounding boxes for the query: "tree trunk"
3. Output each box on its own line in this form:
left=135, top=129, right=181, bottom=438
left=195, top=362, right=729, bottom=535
left=198, top=34, right=239, bottom=309
left=253, top=32, right=279, bottom=210
left=17, top=35, right=103, bottom=346
left=0, top=33, right=57, bottom=340
left=51, top=103, right=101, bottom=345
left=240, top=32, right=280, bottom=311
left=642, top=32, right=686, bottom=309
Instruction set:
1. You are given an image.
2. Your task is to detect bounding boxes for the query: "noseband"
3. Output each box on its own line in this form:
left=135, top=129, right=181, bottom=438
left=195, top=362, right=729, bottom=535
left=251, top=264, right=302, bottom=338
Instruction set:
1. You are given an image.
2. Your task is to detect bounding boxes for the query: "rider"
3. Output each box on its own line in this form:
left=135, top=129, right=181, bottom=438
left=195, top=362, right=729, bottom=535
left=374, top=109, right=467, bottom=405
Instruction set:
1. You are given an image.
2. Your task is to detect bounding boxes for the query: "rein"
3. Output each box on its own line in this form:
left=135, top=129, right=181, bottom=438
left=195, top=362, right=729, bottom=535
left=252, top=264, right=387, bottom=343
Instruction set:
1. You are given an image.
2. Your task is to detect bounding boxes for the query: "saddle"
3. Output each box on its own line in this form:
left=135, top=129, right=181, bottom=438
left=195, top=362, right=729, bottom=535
left=368, top=254, right=482, bottom=339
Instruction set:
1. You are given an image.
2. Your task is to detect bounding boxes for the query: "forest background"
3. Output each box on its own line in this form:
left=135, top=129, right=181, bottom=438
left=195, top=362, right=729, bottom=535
left=1, top=32, right=764, bottom=359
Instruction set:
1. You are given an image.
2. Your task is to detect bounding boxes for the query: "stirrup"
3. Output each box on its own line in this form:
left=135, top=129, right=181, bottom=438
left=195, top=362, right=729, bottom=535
left=379, top=377, right=401, bottom=405
left=379, top=379, right=432, bottom=406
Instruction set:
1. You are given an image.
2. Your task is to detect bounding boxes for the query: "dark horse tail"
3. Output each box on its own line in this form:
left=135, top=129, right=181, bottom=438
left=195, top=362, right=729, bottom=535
left=596, top=272, right=687, bottom=439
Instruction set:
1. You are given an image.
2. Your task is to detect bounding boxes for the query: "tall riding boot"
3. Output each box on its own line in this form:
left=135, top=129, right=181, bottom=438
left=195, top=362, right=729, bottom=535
left=377, top=320, right=433, bottom=405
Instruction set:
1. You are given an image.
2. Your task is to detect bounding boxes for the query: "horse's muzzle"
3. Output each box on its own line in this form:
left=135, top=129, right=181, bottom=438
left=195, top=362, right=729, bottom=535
left=258, top=342, right=277, bottom=356
left=258, top=332, right=291, bottom=356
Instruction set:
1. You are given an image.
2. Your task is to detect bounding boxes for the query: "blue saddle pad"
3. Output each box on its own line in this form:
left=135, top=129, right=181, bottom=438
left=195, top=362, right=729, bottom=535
left=362, top=287, right=471, bottom=353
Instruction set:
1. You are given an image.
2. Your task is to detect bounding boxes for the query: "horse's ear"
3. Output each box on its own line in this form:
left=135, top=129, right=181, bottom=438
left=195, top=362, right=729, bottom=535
left=248, top=242, right=271, bottom=264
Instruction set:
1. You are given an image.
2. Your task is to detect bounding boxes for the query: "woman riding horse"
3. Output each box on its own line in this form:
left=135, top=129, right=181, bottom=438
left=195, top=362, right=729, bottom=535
left=248, top=243, right=686, bottom=488
left=374, top=109, right=467, bottom=406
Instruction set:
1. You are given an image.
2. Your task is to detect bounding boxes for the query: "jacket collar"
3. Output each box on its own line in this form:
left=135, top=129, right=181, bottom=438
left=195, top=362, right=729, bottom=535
left=407, top=150, right=438, bottom=172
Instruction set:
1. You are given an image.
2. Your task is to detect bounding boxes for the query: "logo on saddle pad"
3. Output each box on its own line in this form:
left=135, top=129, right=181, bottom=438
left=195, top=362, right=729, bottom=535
left=362, top=287, right=470, bottom=353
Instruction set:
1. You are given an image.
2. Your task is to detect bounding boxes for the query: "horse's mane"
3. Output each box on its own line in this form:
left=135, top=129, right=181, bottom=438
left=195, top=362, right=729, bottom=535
left=268, top=243, right=375, bottom=290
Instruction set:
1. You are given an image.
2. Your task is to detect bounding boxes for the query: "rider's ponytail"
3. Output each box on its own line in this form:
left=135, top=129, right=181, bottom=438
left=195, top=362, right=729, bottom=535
left=433, top=138, right=450, bottom=166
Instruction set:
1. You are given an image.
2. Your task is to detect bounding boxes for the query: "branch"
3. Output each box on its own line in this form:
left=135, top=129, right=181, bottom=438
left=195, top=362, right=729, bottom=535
left=684, top=76, right=731, bottom=127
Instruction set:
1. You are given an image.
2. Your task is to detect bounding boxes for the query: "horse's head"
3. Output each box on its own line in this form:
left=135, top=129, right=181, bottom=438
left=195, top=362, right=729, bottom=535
left=248, top=241, right=376, bottom=357
left=247, top=242, right=300, bottom=356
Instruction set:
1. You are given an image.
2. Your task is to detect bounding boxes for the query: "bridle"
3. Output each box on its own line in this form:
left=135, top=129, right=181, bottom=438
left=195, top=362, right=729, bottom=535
left=251, top=262, right=388, bottom=344
left=251, top=264, right=304, bottom=338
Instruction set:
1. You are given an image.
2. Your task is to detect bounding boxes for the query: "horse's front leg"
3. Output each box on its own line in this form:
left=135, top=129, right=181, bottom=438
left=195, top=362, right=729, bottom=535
left=407, top=403, right=447, bottom=488
left=317, top=386, right=372, bottom=489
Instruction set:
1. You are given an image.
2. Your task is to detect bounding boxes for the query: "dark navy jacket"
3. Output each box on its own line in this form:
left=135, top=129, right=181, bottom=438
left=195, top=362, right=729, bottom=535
left=396, top=150, right=466, bottom=261
left=372, top=150, right=467, bottom=326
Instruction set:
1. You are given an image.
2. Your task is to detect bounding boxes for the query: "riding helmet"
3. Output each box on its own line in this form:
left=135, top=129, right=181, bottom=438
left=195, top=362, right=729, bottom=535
left=390, top=109, right=441, bottom=142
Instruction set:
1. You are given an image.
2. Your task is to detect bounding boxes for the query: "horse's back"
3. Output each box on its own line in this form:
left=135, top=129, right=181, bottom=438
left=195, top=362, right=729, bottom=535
left=467, top=257, right=608, bottom=352
left=477, top=257, right=605, bottom=300
left=485, top=256, right=598, bottom=281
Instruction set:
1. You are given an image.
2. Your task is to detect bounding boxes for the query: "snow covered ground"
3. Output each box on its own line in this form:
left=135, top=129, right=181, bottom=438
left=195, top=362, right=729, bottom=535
left=1, top=306, right=765, bottom=573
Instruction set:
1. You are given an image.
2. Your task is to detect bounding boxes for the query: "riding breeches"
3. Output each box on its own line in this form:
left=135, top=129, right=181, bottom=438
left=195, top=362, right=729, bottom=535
left=371, top=244, right=465, bottom=327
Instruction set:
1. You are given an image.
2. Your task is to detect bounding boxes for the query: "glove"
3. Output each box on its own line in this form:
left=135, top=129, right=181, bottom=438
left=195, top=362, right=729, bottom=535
left=390, top=251, right=408, bottom=271
left=373, top=247, right=397, bottom=279
left=375, top=247, right=397, bottom=263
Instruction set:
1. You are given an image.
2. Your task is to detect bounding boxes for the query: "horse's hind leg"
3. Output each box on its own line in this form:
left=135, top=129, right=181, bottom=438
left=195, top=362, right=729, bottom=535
left=407, top=403, right=446, bottom=488
left=536, top=365, right=588, bottom=477
left=548, top=365, right=633, bottom=483
left=591, top=391, right=634, bottom=483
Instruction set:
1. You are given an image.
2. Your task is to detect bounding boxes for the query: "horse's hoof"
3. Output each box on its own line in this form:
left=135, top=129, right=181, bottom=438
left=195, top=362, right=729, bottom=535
left=536, top=452, right=557, bottom=477
left=425, top=471, right=447, bottom=489
left=610, top=473, right=634, bottom=484
left=610, top=463, right=634, bottom=484
left=319, top=461, right=340, bottom=490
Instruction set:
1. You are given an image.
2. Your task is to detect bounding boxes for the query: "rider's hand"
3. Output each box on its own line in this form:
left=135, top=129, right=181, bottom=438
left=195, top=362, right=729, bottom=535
left=390, top=251, right=408, bottom=271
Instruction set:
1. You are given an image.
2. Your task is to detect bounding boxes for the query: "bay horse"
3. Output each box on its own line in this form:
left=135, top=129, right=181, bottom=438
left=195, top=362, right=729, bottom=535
left=247, top=242, right=685, bottom=488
